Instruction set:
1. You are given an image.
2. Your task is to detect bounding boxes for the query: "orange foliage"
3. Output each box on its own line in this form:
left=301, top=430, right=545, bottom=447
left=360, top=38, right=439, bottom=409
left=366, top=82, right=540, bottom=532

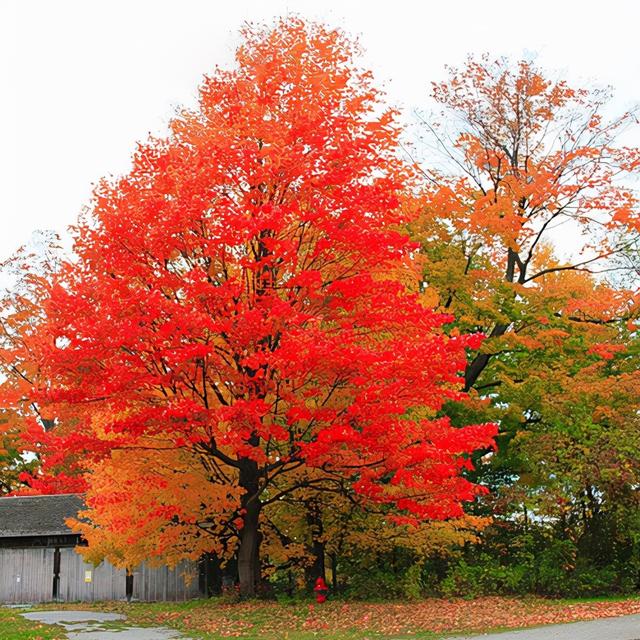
left=0, top=21, right=496, bottom=594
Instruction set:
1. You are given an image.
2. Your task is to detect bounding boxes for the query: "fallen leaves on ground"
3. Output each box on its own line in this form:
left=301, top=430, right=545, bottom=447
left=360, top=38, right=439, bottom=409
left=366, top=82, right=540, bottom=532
left=62, top=595, right=640, bottom=638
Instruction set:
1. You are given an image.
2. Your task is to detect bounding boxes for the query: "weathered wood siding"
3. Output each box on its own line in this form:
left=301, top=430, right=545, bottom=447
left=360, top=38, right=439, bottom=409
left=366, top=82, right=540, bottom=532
left=0, top=547, right=55, bottom=603
left=58, top=548, right=128, bottom=602
left=0, top=547, right=200, bottom=603
left=132, top=560, right=200, bottom=601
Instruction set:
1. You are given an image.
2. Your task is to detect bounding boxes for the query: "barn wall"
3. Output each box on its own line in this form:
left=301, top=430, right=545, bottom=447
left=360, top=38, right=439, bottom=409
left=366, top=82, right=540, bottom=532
left=0, top=546, right=201, bottom=603
left=132, top=560, right=200, bottom=601
left=0, top=548, right=55, bottom=604
left=59, top=548, right=128, bottom=602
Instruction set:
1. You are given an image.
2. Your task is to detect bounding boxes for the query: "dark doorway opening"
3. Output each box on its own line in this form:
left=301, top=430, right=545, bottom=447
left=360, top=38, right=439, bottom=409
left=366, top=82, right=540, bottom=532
left=52, top=547, right=61, bottom=599
left=126, top=570, right=134, bottom=602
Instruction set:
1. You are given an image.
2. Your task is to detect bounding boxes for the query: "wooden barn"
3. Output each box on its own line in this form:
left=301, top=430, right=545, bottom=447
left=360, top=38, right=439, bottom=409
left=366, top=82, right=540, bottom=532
left=0, top=494, right=202, bottom=604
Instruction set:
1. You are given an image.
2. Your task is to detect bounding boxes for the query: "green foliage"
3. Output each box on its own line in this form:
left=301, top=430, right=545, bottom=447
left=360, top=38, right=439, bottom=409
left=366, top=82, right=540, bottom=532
left=0, top=434, right=38, bottom=495
left=320, top=512, right=640, bottom=601
left=436, top=521, right=640, bottom=598
left=344, top=567, right=408, bottom=600
left=401, top=563, right=427, bottom=600
left=440, top=556, right=527, bottom=598
left=333, top=547, right=430, bottom=600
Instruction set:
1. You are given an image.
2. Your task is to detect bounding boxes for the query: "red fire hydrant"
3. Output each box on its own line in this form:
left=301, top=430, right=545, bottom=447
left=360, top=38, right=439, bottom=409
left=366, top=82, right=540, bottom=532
left=313, top=576, right=328, bottom=603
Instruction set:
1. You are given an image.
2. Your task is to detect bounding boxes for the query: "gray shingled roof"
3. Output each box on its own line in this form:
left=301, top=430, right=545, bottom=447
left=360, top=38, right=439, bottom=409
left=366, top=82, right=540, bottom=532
left=0, top=494, right=84, bottom=537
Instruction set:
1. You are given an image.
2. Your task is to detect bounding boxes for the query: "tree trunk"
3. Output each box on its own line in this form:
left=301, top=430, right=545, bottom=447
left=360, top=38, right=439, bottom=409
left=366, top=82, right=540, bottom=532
left=464, top=248, right=522, bottom=391
left=237, top=459, right=261, bottom=598
left=330, top=553, right=338, bottom=591
left=198, top=553, right=222, bottom=597
left=304, top=500, right=326, bottom=588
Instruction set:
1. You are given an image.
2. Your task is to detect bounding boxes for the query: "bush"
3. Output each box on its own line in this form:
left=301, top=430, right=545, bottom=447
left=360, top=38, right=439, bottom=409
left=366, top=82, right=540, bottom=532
left=436, top=532, right=640, bottom=598
left=344, top=567, right=407, bottom=600
left=440, top=555, right=529, bottom=598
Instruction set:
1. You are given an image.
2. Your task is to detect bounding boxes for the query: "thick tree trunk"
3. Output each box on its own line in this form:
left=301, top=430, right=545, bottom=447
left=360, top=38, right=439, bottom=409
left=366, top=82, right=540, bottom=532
left=237, top=459, right=261, bottom=598
left=237, top=505, right=260, bottom=597
left=308, top=538, right=326, bottom=585
left=304, top=500, right=326, bottom=588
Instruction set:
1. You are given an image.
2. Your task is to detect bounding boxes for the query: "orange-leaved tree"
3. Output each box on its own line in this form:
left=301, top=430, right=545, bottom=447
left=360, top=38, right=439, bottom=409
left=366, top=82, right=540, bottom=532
left=410, top=56, right=640, bottom=580
left=419, top=55, right=639, bottom=392
left=6, top=20, right=496, bottom=596
left=0, top=232, right=80, bottom=494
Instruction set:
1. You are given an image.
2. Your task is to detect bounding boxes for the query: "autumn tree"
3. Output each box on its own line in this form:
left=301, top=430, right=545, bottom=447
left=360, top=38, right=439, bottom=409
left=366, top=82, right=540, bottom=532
left=6, top=20, right=496, bottom=597
left=0, top=232, right=71, bottom=494
left=263, top=478, right=489, bottom=595
left=69, top=443, right=241, bottom=571
left=418, top=56, right=639, bottom=382
left=411, top=56, right=640, bottom=587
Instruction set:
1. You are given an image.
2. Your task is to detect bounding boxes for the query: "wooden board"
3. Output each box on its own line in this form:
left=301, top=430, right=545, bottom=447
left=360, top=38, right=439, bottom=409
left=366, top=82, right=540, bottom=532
left=0, top=547, right=55, bottom=603
left=0, top=546, right=200, bottom=603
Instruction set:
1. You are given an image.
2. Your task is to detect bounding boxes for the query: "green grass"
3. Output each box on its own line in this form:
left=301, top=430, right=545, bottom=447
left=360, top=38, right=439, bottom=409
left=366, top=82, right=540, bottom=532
left=0, top=608, right=66, bottom=640
left=556, top=593, right=640, bottom=605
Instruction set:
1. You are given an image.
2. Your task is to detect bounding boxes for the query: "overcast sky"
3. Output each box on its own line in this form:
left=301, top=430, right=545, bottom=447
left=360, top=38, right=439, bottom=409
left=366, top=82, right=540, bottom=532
left=3, top=0, right=640, bottom=263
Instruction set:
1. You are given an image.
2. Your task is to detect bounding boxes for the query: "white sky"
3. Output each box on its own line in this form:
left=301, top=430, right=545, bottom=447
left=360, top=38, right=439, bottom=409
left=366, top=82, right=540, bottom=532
left=2, top=0, right=640, bottom=263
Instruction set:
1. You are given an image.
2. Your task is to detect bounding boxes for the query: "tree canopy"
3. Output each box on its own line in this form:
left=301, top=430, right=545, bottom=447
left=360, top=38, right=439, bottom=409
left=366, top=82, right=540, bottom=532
left=0, top=19, right=496, bottom=597
left=1, top=30, right=638, bottom=601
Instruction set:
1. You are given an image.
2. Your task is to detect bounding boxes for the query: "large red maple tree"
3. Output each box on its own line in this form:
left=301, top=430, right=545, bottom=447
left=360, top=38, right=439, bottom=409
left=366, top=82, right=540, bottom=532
left=8, top=19, right=495, bottom=595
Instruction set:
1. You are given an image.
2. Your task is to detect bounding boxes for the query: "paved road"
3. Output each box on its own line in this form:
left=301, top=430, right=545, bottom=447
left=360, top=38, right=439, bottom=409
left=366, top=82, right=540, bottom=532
left=444, top=613, right=640, bottom=640
left=22, top=610, right=191, bottom=639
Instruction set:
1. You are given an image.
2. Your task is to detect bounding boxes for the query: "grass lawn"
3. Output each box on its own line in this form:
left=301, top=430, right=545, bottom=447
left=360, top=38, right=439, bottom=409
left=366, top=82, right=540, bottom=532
left=0, top=608, right=66, bottom=640
left=35, top=594, right=640, bottom=639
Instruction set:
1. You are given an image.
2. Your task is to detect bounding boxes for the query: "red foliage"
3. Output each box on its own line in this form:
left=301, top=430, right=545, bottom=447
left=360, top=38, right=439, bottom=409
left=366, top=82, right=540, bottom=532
left=4, top=20, right=496, bottom=585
